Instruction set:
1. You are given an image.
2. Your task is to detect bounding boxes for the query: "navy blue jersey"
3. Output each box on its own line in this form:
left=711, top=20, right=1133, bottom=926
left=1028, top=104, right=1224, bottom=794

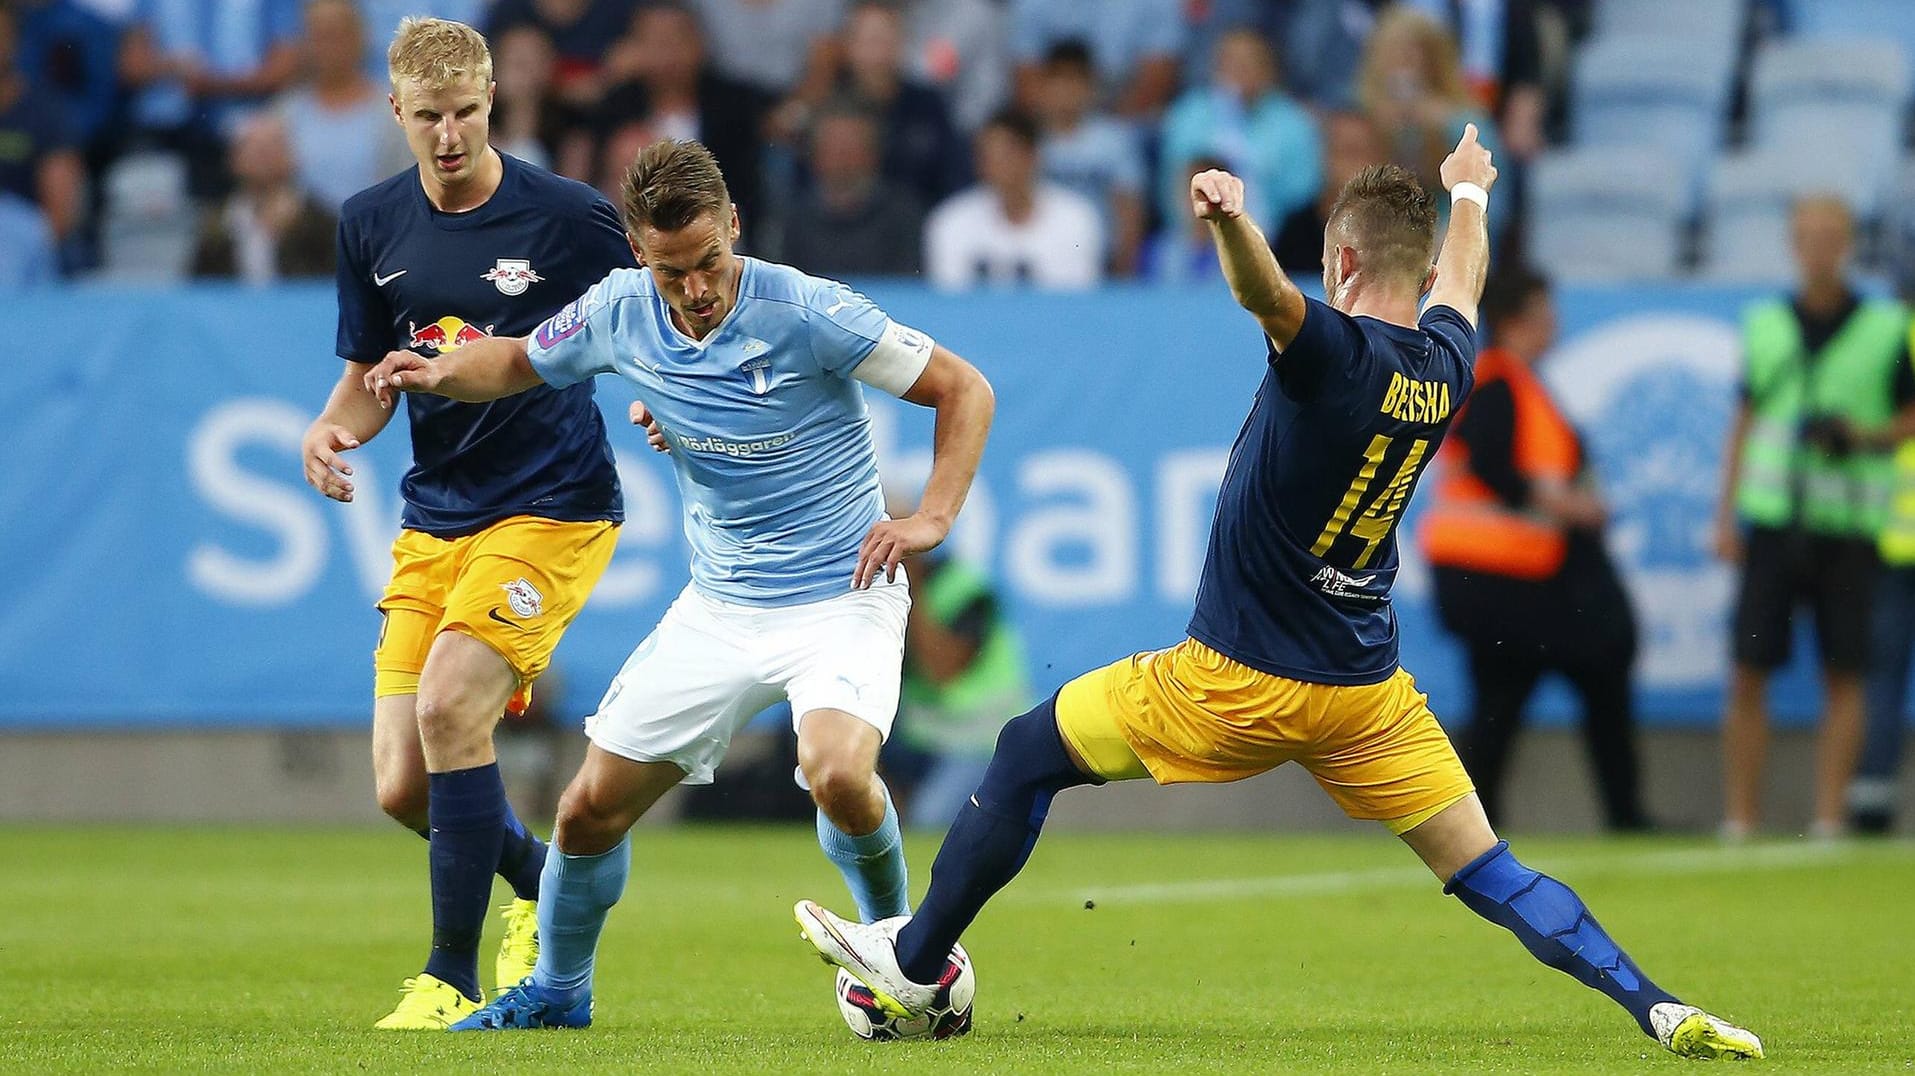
left=1187, top=298, right=1479, bottom=684
left=335, top=152, right=634, bottom=537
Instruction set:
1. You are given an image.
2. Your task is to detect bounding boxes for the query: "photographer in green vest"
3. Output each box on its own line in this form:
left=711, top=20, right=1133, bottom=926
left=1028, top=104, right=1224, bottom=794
left=888, top=548, right=1034, bottom=829
left=1714, top=194, right=1915, bottom=840
left=1847, top=232, right=1915, bottom=832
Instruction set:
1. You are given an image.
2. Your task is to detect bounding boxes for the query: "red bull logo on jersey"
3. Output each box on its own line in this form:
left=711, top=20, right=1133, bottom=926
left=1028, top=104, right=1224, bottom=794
left=407, top=316, right=495, bottom=355
left=482, top=258, right=544, bottom=296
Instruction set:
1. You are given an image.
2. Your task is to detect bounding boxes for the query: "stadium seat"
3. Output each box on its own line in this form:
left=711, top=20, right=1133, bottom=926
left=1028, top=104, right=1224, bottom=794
left=1698, top=149, right=1875, bottom=282
left=1595, top=0, right=1745, bottom=43
left=1570, top=35, right=1737, bottom=212
left=1748, top=39, right=1910, bottom=213
left=1527, top=147, right=1687, bottom=281
left=99, top=151, right=197, bottom=283
left=1788, top=0, right=1915, bottom=90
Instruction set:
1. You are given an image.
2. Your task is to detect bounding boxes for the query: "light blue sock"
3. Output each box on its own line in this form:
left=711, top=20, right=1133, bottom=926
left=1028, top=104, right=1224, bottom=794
left=817, top=784, right=910, bottom=922
left=530, top=835, right=631, bottom=1004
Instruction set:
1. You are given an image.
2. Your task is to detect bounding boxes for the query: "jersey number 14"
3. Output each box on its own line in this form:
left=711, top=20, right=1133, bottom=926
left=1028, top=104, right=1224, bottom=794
left=1311, top=434, right=1431, bottom=570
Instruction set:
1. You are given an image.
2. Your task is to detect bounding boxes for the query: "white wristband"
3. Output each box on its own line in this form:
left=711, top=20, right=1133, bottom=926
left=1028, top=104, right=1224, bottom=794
left=1451, top=182, right=1489, bottom=211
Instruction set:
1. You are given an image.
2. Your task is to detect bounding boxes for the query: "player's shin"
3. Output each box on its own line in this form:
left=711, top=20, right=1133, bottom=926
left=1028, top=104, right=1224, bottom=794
left=817, top=783, right=910, bottom=922
left=530, top=833, right=631, bottom=1003
left=423, top=763, right=513, bottom=1001
left=894, top=698, right=1093, bottom=984
left=1445, top=840, right=1677, bottom=1035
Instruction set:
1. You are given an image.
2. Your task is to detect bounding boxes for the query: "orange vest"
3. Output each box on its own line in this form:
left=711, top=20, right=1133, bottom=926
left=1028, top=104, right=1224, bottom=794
left=1418, top=348, right=1581, bottom=580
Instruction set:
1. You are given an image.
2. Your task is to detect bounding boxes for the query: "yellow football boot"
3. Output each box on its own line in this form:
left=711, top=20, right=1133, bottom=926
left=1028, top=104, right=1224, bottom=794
left=1652, top=1003, right=1765, bottom=1060
left=373, top=973, right=481, bottom=1030
left=494, top=898, right=540, bottom=996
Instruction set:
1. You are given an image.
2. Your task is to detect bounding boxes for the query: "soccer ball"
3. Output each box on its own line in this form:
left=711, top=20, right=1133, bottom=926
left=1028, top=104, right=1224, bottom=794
left=833, top=942, right=975, bottom=1041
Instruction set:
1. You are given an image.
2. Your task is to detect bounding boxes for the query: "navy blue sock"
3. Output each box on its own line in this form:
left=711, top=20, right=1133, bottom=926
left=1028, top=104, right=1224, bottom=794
left=411, top=805, right=543, bottom=900
left=423, top=764, right=509, bottom=1001
left=894, top=697, right=1093, bottom=984
left=1446, top=841, right=1678, bottom=1036
left=498, top=805, right=547, bottom=902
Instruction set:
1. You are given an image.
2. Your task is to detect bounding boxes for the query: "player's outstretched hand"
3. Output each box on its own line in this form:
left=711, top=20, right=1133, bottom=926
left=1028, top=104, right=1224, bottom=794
left=302, top=421, right=360, bottom=502
left=1190, top=168, right=1247, bottom=221
left=854, top=512, right=948, bottom=589
left=630, top=401, right=670, bottom=453
left=1440, top=123, right=1498, bottom=195
left=363, top=349, right=439, bottom=409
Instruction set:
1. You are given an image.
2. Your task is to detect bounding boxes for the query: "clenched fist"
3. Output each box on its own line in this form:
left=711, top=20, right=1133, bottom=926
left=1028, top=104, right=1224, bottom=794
left=1191, top=168, right=1247, bottom=221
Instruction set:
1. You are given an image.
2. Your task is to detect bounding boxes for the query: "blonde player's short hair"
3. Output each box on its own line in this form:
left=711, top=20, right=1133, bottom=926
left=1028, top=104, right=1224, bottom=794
left=387, top=16, right=493, bottom=93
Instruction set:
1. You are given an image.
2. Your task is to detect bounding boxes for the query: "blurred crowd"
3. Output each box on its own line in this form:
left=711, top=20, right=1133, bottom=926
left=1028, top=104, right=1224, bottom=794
left=0, top=0, right=1684, bottom=287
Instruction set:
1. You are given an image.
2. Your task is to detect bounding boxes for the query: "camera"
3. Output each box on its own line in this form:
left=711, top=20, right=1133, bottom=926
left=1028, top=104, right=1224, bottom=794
left=1799, top=414, right=1857, bottom=457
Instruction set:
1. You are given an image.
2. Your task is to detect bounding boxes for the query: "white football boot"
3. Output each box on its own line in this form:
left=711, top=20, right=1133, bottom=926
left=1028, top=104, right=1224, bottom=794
left=1650, top=1002, right=1765, bottom=1060
left=794, top=900, right=936, bottom=1017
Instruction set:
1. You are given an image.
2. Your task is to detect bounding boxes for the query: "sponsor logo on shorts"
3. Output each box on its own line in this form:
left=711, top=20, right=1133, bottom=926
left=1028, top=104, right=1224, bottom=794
left=486, top=607, right=522, bottom=629
left=1310, top=565, right=1382, bottom=602
left=501, top=577, right=545, bottom=617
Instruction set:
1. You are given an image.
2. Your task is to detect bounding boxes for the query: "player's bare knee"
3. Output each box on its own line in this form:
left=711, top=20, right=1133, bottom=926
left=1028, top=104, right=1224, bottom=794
left=412, top=689, right=489, bottom=753
left=807, top=758, right=881, bottom=831
left=554, top=779, right=629, bottom=855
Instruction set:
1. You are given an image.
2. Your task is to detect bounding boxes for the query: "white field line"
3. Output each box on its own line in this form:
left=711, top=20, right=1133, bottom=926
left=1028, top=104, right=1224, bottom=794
left=1011, top=840, right=1915, bottom=907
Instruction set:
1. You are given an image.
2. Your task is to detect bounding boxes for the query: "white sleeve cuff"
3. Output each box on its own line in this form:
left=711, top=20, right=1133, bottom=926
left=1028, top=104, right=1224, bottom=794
left=851, top=319, right=935, bottom=397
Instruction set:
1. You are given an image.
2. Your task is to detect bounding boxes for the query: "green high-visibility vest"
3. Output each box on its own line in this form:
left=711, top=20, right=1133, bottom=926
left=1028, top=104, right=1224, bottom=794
left=1735, top=297, right=1908, bottom=536
left=898, top=560, right=1032, bottom=757
left=1881, top=324, right=1915, bottom=565
left=1883, top=439, right=1915, bottom=565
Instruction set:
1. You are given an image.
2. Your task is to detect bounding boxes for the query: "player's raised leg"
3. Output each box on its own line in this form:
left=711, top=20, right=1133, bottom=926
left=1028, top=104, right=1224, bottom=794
left=799, top=709, right=911, bottom=922
left=1398, top=789, right=1763, bottom=1059
left=453, top=746, right=685, bottom=1030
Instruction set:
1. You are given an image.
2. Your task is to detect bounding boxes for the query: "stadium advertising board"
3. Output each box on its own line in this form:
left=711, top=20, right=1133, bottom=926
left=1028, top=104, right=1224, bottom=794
left=0, top=282, right=1842, bottom=726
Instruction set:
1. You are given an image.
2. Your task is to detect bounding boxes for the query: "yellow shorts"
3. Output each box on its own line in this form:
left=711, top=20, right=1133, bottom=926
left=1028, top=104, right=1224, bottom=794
left=1055, top=637, right=1473, bottom=833
left=374, top=515, right=619, bottom=711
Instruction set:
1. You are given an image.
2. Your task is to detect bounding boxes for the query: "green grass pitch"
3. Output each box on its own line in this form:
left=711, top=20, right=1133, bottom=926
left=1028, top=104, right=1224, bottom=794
left=3, top=825, right=1912, bottom=1073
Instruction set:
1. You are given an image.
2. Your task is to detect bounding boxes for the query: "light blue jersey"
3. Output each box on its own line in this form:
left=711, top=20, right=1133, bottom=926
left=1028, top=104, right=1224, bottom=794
left=527, top=257, right=934, bottom=607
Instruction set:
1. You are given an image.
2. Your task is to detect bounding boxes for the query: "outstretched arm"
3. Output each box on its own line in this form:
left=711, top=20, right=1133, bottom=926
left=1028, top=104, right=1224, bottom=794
left=1425, top=124, right=1499, bottom=327
left=363, top=335, right=544, bottom=407
left=1194, top=168, right=1308, bottom=349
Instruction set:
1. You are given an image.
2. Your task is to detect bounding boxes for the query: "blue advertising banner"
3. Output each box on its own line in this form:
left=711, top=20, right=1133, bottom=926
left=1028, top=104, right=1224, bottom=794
left=0, top=281, right=1842, bottom=727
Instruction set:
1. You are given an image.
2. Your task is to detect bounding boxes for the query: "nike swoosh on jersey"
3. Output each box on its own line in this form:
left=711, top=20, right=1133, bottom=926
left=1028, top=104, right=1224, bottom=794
left=487, top=607, right=523, bottom=629
left=374, top=269, right=408, bottom=286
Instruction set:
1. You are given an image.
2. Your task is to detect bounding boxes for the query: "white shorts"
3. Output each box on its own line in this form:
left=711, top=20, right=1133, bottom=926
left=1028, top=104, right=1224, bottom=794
left=585, top=577, right=910, bottom=784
